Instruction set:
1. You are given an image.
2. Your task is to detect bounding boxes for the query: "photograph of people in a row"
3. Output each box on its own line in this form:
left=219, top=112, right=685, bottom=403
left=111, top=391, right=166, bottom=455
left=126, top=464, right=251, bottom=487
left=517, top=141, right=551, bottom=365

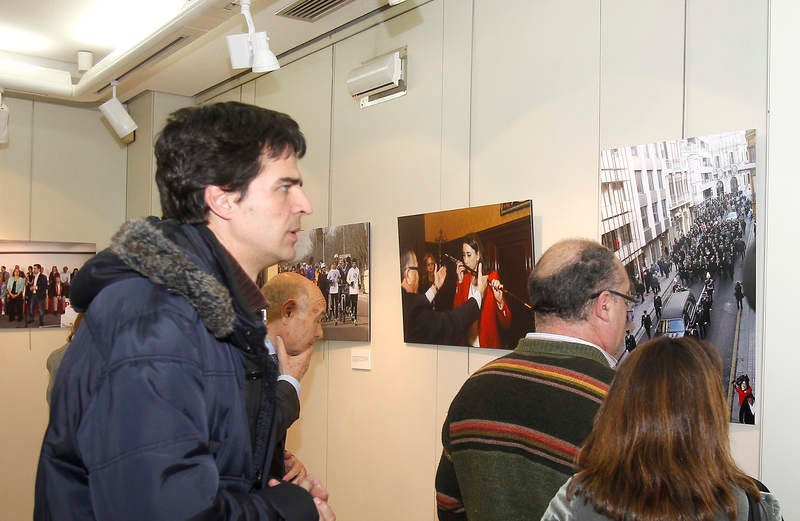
left=0, top=240, right=95, bottom=329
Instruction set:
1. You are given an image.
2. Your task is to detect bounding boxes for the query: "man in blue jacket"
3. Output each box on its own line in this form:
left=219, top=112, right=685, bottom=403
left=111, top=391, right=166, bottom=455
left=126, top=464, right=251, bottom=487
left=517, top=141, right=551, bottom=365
left=35, top=102, right=335, bottom=521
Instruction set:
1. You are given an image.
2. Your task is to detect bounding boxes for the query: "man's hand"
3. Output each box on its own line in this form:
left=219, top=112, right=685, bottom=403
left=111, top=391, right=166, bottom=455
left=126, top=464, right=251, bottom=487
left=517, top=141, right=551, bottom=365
left=433, top=264, right=447, bottom=290
left=275, top=335, right=312, bottom=381
left=268, top=476, right=335, bottom=521
left=313, top=496, right=336, bottom=521
left=282, top=450, right=308, bottom=484
left=296, top=474, right=329, bottom=502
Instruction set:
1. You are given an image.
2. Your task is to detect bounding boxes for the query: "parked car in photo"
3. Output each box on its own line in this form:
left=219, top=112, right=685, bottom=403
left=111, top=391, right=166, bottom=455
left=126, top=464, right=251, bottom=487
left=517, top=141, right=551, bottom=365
left=656, top=289, right=697, bottom=338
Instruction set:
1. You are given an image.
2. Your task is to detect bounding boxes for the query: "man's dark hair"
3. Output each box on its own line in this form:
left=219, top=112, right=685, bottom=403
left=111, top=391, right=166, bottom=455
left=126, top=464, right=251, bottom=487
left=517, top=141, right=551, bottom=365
left=34, top=263, right=42, bottom=271
left=155, top=102, right=306, bottom=224
left=528, top=241, right=622, bottom=321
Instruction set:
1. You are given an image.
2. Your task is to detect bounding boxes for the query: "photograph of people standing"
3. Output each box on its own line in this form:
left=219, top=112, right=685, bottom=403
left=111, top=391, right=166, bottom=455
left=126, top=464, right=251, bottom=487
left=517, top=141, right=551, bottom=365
left=0, top=241, right=95, bottom=329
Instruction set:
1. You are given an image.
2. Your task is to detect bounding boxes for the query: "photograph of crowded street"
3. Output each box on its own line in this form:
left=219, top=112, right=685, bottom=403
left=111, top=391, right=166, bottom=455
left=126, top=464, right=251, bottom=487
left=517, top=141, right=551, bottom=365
left=601, top=129, right=757, bottom=424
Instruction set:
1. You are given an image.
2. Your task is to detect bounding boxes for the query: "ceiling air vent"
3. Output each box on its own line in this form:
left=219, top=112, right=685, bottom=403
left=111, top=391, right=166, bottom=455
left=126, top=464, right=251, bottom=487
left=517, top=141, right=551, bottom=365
left=275, top=0, right=355, bottom=22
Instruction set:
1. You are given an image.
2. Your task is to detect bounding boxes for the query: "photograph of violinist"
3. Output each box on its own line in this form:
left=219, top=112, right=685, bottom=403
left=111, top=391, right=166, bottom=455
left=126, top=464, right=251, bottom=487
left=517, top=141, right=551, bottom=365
left=398, top=200, right=534, bottom=349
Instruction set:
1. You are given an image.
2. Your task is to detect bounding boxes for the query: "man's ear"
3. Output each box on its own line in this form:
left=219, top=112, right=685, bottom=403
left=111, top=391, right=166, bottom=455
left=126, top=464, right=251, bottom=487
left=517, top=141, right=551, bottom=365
left=593, top=291, right=614, bottom=323
left=204, top=185, right=237, bottom=220
left=281, top=298, right=298, bottom=319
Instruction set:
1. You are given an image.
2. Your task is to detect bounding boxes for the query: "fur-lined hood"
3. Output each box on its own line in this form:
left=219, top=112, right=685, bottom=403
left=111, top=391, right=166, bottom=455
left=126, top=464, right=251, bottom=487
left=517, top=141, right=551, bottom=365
left=70, top=218, right=235, bottom=338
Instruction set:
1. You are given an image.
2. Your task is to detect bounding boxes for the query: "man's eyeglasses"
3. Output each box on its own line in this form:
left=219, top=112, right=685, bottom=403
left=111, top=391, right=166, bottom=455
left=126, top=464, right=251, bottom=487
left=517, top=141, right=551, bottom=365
left=589, top=289, right=639, bottom=304
left=406, top=266, right=419, bottom=271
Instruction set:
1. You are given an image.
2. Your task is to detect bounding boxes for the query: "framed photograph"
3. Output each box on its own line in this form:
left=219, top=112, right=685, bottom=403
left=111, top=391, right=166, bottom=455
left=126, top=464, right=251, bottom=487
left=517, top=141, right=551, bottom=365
left=600, top=129, right=756, bottom=423
left=0, top=241, right=96, bottom=329
left=398, top=201, right=534, bottom=349
left=273, top=222, right=371, bottom=342
left=500, top=200, right=531, bottom=216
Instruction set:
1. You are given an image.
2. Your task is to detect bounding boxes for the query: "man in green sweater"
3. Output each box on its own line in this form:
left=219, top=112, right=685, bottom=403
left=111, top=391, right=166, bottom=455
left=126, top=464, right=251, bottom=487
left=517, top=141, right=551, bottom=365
left=435, top=238, right=634, bottom=521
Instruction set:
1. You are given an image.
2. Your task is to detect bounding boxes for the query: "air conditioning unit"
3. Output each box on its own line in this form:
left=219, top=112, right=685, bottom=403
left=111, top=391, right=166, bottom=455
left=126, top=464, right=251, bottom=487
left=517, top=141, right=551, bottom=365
left=346, top=49, right=407, bottom=108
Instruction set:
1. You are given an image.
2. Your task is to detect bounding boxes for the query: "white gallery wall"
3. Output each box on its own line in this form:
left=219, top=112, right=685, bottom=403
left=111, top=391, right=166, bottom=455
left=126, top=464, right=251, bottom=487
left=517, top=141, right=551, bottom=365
left=0, top=98, right=127, bottom=520
left=763, top=0, right=800, bottom=517
left=5, top=0, right=798, bottom=519
left=327, top=5, right=448, bottom=518
left=254, top=47, right=336, bottom=482
left=205, top=1, right=774, bottom=520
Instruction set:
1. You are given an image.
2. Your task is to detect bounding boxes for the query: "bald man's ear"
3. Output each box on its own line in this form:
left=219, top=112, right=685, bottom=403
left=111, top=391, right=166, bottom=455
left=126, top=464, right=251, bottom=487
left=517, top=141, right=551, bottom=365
left=281, top=298, right=298, bottom=319
left=592, top=291, right=614, bottom=322
left=205, top=185, right=238, bottom=220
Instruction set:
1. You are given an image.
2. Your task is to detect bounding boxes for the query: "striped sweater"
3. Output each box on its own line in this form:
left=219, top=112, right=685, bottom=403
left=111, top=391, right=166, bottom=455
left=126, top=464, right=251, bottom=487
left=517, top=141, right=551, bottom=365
left=435, top=337, right=615, bottom=521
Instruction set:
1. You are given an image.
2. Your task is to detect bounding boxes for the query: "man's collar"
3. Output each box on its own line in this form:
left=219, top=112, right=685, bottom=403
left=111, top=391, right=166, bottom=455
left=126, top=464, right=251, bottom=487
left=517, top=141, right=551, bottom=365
left=525, top=332, right=617, bottom=368
left=221, top=247, right=268, bottom=313
left=264, top=335, right=276, bottom=355
left=195, top=223, right=267, bottom=314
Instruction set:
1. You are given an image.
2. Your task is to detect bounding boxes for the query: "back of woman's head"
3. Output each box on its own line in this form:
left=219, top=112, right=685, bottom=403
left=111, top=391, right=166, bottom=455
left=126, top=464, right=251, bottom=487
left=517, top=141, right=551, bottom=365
left=66, top=313, right=83, bottom=343
left=571, top=336, right=758, bottom=521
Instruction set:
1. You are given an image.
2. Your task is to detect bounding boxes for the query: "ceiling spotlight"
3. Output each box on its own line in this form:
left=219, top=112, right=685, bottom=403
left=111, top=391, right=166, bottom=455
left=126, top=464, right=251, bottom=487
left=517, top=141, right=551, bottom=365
left=250, top=33, right=279, bottom=73
left=0, top=88, right=9, bottom=145
left=226, top=0, right=279, bottom=73
left=99, top=81, right=137, bottom=139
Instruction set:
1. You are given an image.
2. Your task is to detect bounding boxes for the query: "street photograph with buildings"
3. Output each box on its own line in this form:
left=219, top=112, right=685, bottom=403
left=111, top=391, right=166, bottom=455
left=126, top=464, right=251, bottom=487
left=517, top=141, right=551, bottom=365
left=600, top=129, right=757, bottom=423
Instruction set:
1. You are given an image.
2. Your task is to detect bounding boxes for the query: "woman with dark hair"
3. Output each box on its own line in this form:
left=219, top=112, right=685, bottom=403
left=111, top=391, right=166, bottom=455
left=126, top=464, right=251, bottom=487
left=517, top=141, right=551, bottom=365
left=24, top=265, right=34, bottom=313
left=453, top=234, right=511, bottom=348
left=541, top=336, right=781, bottom=521
left=48, top=265, right=58, bottom=312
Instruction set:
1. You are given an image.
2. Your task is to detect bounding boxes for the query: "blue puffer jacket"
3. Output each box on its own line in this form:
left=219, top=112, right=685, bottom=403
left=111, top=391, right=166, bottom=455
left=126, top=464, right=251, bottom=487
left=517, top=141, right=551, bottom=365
left=34, top=217, right=317, bottom=521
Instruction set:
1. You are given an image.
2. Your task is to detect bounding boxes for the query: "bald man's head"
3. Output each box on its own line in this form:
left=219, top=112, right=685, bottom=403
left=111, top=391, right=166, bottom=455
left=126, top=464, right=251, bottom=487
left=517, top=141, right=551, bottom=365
left=261, top=272, right=326, bottom=355
left=528, top=239, right=626, bottom=322
left=261, top=272, right=320, bottom=321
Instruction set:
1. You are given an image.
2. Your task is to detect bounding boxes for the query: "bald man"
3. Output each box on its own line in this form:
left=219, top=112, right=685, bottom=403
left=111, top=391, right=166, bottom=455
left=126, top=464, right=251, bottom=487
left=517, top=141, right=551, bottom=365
left=261, top=272, right=326, bottom=484
left=436, top=239, right=633, bottom=521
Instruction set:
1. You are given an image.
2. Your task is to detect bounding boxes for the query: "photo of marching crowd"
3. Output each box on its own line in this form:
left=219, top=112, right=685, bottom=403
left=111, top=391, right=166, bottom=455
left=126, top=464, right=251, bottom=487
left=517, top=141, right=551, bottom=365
left=274, top=222, right=370, bottom=342
left=602, top=129, right=757, bottom=423
left=0, top=241, right=95, bottom=330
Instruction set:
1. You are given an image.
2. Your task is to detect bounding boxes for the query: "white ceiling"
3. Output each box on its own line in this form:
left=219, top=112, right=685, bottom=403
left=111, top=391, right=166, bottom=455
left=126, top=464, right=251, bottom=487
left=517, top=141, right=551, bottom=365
left=0, top=0, right=399, bottom=103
